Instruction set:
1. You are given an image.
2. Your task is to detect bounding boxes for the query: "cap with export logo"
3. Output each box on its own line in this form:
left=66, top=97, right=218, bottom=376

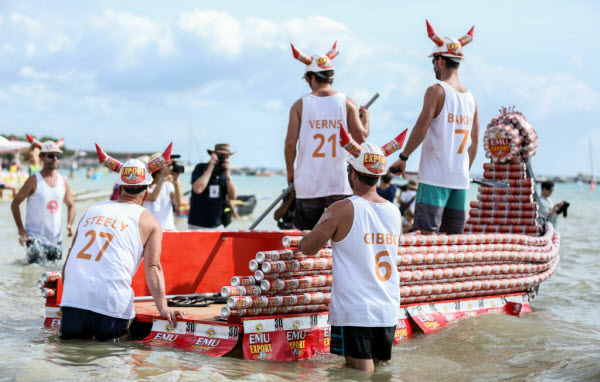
left=26, top=133, right=64, bottom=154
left=95, top=143, right=172, bottom=186
left=426, top=20, right=474, bottom=62
left=290, top=41, right=339, bottom=79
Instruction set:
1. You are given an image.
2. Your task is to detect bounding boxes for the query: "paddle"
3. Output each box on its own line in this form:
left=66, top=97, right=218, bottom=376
left=359, top=93, right=379, bottom=117
left=248, top=182, right=294, bottom=230
left=390, top=168, right=510, bottom=188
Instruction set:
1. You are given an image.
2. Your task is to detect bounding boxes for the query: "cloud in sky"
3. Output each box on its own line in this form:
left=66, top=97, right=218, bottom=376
left=0, top=2, right=598, bottom=175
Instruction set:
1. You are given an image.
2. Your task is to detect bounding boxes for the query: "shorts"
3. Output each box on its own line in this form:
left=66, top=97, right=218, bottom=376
left=293, top=195, right=349, bottom=230
left=26, top=238, right=62, bottom=263
left=330, top=325, right=396, bottom=361
left=59, top=306, right=132, bottom=341
left=413, top=183, right=467, bottom=234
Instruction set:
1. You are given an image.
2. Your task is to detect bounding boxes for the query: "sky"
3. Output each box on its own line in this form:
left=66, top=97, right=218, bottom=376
left=0, top=0, right=598, bottom=176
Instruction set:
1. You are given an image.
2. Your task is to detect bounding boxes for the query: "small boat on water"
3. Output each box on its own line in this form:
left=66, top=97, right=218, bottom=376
left=39, top=107, right=560, bottom=361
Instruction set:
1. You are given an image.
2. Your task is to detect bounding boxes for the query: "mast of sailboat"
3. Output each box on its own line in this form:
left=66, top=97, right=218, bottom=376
left=590, top=137, right=596, bottom=190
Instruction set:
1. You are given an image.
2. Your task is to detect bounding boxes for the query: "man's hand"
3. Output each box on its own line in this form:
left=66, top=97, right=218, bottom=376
left=208, top=153, right=218, bottom=168
left=158, top=306, right=187, bottom=328
left=301, top=230, right=311, bottom=237
left=18, top=230, right=29, bottom=246
left=359, top=105, right=369, bottom=126
left=222, top=158, right=232, bottom=177
left=389, top=158, right=407, bottom=178
left=67, top=225, right=74, bottom=237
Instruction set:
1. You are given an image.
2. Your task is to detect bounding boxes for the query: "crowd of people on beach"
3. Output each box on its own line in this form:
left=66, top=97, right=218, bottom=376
left=4, top=20, right=568, bottom=373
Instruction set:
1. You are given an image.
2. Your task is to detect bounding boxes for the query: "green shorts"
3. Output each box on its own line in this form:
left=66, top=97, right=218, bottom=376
left=414, top=183, right=467, bottom=234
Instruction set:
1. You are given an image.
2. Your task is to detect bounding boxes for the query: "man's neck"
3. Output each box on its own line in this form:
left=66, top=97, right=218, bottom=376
left=116, top=196, right=143, bottom=205
left=39, top=168, right=57, bottom=178
left=439, top=69, right=459, bottom=83
left=311, top=84, right=334, bottom=96
left=353, top=185, right=382, bottom=202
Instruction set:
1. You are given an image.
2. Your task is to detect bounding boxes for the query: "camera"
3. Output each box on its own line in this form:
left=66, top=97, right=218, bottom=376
left=555, top=201, right=570, bottom=217
left=169, top=154, right=185, bottom=174
left=217, top=153, right=227, bottom=166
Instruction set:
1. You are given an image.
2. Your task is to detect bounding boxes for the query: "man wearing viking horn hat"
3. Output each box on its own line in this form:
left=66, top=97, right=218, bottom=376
left=11, top=135, right=75, bottom=263
left=299, top=128, right=405, bottom=372
left=390, top=20, right=480, bottom=235
left=285, top=41, right=371, bottom=230
left=59, top=143, right=186, bottom=341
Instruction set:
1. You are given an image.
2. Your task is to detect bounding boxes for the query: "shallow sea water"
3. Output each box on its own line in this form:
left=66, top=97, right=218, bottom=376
left=1, top=171, right=599, bottom=381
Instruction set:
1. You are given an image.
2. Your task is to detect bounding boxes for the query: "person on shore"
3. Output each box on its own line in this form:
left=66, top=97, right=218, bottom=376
left=143, top=153, right=183, bottom=231
left=285, top=41, right=370, bottom=230
left=188, top=144, right=237, bottom=229
left=398, top=179, right=418, bottom=216
left=538, top=180, right=566, bottom=228
left=59, top=143, right=186, bottom=341
left=390, top=20, right=480, bottom=235
left=24, top=145, right=42, bottom=175
left=376, top=172, right=397, bottom=204
left=299, top=130, right=403, bottom=372
left=11, top=136, right=75, bottom=263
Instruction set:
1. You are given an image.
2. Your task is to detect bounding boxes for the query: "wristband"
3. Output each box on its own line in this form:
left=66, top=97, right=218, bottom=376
left=399, top=153, right=409, bottom=161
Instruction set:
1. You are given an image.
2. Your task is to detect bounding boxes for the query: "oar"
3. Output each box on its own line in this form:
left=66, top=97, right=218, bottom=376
left=248, top=182, right=294, bottom=230
left=359, top=93, right=379, bottom=117
left=390, top=168, right=510, bottom=188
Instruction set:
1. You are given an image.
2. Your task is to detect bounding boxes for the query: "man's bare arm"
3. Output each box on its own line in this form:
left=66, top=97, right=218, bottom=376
left=468, top=102, right=480, bottom=169
left=192, top=155, right=217, bottom=194
left=299, top=201, right=347, bottom=256
left=61, top=229, right=79, bottom=283
left=284, top=99, right=302, bottom=185
left=346, top=97, right=369, bottom=144
left=142, top=212, right=186, bottom=326
left=146, top=180, right=165, bottom=202
left=11, top=175, right=37, bottom=244
left=388, top=85, right=444, bottom=177
left=63, top=178, right=76, bottom=236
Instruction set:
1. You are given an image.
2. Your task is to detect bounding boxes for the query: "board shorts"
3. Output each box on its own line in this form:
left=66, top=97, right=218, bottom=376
left=26, top=238, right=62, bottom=263
left=413, top=183, right=468, bottom=234
left=330, top=325, right=396, bottom=361
left=59, top=306, right=132, bottom=341
left=293, top=195, right=349, bottom=230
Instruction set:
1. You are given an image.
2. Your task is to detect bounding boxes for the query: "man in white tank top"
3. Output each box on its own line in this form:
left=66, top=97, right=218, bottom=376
left=285, top=42, right=371, bottom=230
left=390, top=20, right=481, bottom=235
left=299, top=130, right=404, bottom=372
left=11, top=136, right=75, bottom=263
left=59, top=143, right=186, bottom=341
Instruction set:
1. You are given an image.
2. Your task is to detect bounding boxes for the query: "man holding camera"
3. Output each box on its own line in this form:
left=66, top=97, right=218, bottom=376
left=538, top=180, right=568, bottom=228
left=143, top=154, right=183, bottom=230
left=188, top=144, right=237, bottom=229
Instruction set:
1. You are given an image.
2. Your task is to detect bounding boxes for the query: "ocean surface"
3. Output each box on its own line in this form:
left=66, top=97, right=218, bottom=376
left=0, top=169, right=599, bottom=381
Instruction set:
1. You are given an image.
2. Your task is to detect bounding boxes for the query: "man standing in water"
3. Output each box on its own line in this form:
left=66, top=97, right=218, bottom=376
left=11, top=136, right=75, bottom=263
left=390, top=20, right=480, bottom=235
left=285, top=41, right=370, bottom=230
left=300, top=130, right=403, bottom=372
left=59, top=143, right=186, bottom=341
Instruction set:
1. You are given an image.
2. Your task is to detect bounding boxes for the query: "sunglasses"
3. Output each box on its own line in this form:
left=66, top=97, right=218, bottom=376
left=432, top=56, right=437, bottom=65
left=46, top=154, right=61, bottom=160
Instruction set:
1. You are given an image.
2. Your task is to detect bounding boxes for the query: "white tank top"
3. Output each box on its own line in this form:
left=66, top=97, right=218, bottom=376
left=25, top=172, right=65, bottom=244
left=329, top=196, right=401, bottom=327
left=294, top=92, right=352, bottom=198
left=143, top=182, right=175, bottom=230
left=61, top=201, right=145, bottom=319
left=419, top=81, right=476, bottom=189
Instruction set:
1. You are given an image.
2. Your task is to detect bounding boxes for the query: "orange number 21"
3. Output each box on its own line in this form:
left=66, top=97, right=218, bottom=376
left=312, top=134, right=337, bottom=158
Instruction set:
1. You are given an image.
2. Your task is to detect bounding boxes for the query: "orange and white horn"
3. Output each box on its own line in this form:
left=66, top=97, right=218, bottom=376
left=381, top=129, right=408, bottom=156
left=95, top=143, right=122, bottom=173
left=25, top=133, right=43, bottom=149
left=56, top=137, right=65, bottom=148
left=326, top=41, right=339, bottom=60
left=147, top=142, right=173, bottom=174
left=458, top=26, right=475, bottom=47
left=426, top=20, right=445, bottom=47
left=290, top=43, right=312, bottom=65
left=339, top=125, right=362, bottom=158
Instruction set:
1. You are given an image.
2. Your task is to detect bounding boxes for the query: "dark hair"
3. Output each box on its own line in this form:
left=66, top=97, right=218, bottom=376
left=381, top=173, right=393, bottom=183
left=306, top=70, right=334, bottom=85
left=441, top=55, right=460, bottom=69
left=121, top=185, right=148, bottom=195
left=356, top=171, right=379, bottom=186
left=541, top=180, right=554, bottom=191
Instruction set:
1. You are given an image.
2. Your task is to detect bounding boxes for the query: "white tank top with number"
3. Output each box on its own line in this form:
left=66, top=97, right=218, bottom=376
left=295, top=92, right=352, bottom=199
left=419, top=81, right=476, bottom=189
left=329, top=196, right=401, bottom=327
left=25, top=172, right=65, bottom=244
left=61, top=201, right=145, bottom=319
